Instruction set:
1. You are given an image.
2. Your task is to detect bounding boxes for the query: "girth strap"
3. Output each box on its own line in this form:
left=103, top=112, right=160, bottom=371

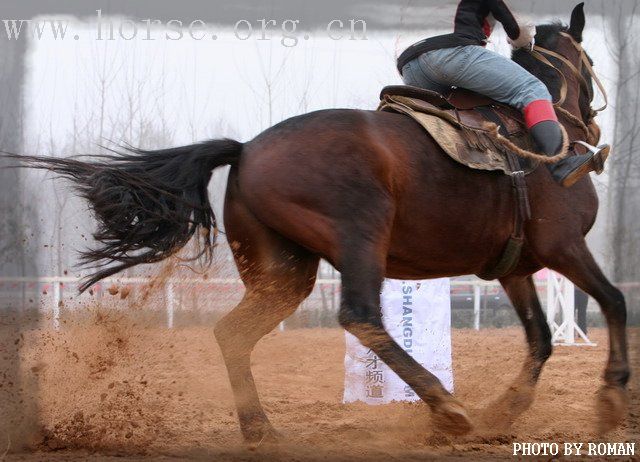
left=476, top=168, right=531, bottom=281
left=475, top=107, right=532, bottom=281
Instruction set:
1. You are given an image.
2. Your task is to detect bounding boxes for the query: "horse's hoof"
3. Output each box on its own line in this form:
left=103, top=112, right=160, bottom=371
left=243, top=422, right=283, bottom=446
left=596, top=385, right=628, bottom=435
left=247, top=427, right=282, bottom=446
left=261, top=425, right=283, bottom=443
left=479, top=382, right=535, bottom=432
left=432, top=399, right=473, bottom=436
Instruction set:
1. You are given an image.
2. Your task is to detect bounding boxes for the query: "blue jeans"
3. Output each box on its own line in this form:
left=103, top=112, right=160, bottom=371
left=401, top=45, right=551, bottom=110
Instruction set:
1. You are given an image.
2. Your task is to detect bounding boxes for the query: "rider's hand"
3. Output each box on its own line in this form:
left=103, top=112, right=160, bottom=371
left=508, top=36, right=535, bottom=51
left=508, top=23, right=535, bottom=51
left=520, top=38, right=535, bottom=51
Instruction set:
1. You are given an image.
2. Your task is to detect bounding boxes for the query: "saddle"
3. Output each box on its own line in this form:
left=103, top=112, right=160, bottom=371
left=378, top=85, right=534, bottom=281
left=379, top=85, right=538, bottom=174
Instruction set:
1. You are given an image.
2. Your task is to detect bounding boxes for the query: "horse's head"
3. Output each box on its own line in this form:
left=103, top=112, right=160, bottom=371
left=512, top=2, right=605, bottom=145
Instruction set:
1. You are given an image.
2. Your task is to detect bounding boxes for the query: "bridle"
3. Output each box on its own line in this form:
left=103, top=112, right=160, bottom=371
left=528, top=31, right=608, bottom=136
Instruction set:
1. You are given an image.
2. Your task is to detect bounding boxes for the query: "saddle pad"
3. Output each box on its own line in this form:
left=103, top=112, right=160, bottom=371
left=379, top=95, right=539, bottom=175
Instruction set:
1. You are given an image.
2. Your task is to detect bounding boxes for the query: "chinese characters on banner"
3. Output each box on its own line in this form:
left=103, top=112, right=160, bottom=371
left=343, top=278, right=454, bottom=404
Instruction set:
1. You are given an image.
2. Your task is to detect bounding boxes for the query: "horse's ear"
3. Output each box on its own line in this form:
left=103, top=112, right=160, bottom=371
left=569, top=2, right=586, bottom=42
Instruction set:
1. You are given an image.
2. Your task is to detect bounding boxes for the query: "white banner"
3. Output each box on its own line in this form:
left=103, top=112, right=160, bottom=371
left=343, top=278, right=454, bottom=404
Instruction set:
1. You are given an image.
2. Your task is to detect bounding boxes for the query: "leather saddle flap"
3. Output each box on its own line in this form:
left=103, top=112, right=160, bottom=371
left=378, top=93, right=538, bottom=175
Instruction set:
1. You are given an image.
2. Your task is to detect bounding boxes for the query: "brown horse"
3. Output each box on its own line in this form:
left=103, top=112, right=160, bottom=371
left=6, top=3, right=628, bottom=441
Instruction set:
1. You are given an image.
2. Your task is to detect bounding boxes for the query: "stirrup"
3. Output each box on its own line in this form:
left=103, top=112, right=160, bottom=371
left=572, top=141, right=610, bottom=175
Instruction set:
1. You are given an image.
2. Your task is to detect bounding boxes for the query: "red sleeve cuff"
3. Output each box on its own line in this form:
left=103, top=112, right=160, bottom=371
left=524, top=99, right=558, bottom=128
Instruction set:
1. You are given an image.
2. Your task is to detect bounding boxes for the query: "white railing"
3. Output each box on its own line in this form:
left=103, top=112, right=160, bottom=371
left=2, top=273, right=628, bottom=345
left=0, top=276, right=530, bottom=330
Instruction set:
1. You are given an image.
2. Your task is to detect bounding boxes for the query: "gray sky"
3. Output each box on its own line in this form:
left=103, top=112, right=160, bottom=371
left=1, top=1, right=618, bottom=29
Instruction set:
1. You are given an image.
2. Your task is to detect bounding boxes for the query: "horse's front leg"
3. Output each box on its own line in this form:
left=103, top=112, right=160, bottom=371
left=543, top=239, right=630, bottom=434
left=337, top=222, right=473, bottom=436
left=480, top=275, right=552, bottom=431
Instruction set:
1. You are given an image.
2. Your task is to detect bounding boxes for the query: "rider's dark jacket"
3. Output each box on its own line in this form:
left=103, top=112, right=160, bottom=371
left=397, top=0, right=527, bottom=73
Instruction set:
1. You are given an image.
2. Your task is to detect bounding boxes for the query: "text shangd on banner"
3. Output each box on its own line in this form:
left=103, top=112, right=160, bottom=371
left=343, top=278, right=454, bottom=404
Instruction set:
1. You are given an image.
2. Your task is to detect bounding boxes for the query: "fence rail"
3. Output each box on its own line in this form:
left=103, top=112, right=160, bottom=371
left=0, top=276, right=537, bottom=330
left=1, top=275, right=638, bottom=331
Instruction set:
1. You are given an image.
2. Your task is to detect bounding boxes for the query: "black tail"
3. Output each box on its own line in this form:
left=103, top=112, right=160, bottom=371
left=3, top=139, right=243, bottom=291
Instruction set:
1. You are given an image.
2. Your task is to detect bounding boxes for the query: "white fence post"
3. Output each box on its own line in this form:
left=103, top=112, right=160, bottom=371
left=546, top=270, right=594, bottom=346
left=546, top=271, right=557, bottom=329
left=560, top=277, right=575, bottom=344
left=52, top=281, right=61, bottom=331
left=473, top=284, right=481, bottom=330
left=165, top=283, right=175, bottom=329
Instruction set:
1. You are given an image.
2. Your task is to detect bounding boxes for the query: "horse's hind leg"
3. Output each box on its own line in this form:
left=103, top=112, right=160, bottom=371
left=482, top=275, right=552, bottom=430
left=541, top=238, right=629, bottom=434
left=214, top=193, right=319, bottom=443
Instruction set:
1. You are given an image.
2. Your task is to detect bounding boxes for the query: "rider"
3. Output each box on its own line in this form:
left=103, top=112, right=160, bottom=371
left=397, top=0, right=601, bottom=187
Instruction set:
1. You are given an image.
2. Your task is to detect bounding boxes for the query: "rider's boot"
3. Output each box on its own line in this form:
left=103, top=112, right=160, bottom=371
left=525, top=100, right=607, bottom=188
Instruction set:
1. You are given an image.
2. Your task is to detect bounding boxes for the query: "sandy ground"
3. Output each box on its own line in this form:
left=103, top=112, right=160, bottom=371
left=0, top=308, right=638, bottom=461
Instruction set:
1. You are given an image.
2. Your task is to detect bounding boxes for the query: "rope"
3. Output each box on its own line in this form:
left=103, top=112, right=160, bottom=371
left=471, top=122, right=570, bottom=164
left=555, top=106, right=590, bottom=139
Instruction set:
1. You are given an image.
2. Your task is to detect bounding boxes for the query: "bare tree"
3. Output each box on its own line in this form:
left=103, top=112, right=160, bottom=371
left=604, top=3, right=640, bottom=286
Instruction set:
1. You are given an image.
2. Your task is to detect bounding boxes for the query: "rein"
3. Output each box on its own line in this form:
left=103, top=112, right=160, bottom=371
left=529, top=32, right=608, bottom=124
